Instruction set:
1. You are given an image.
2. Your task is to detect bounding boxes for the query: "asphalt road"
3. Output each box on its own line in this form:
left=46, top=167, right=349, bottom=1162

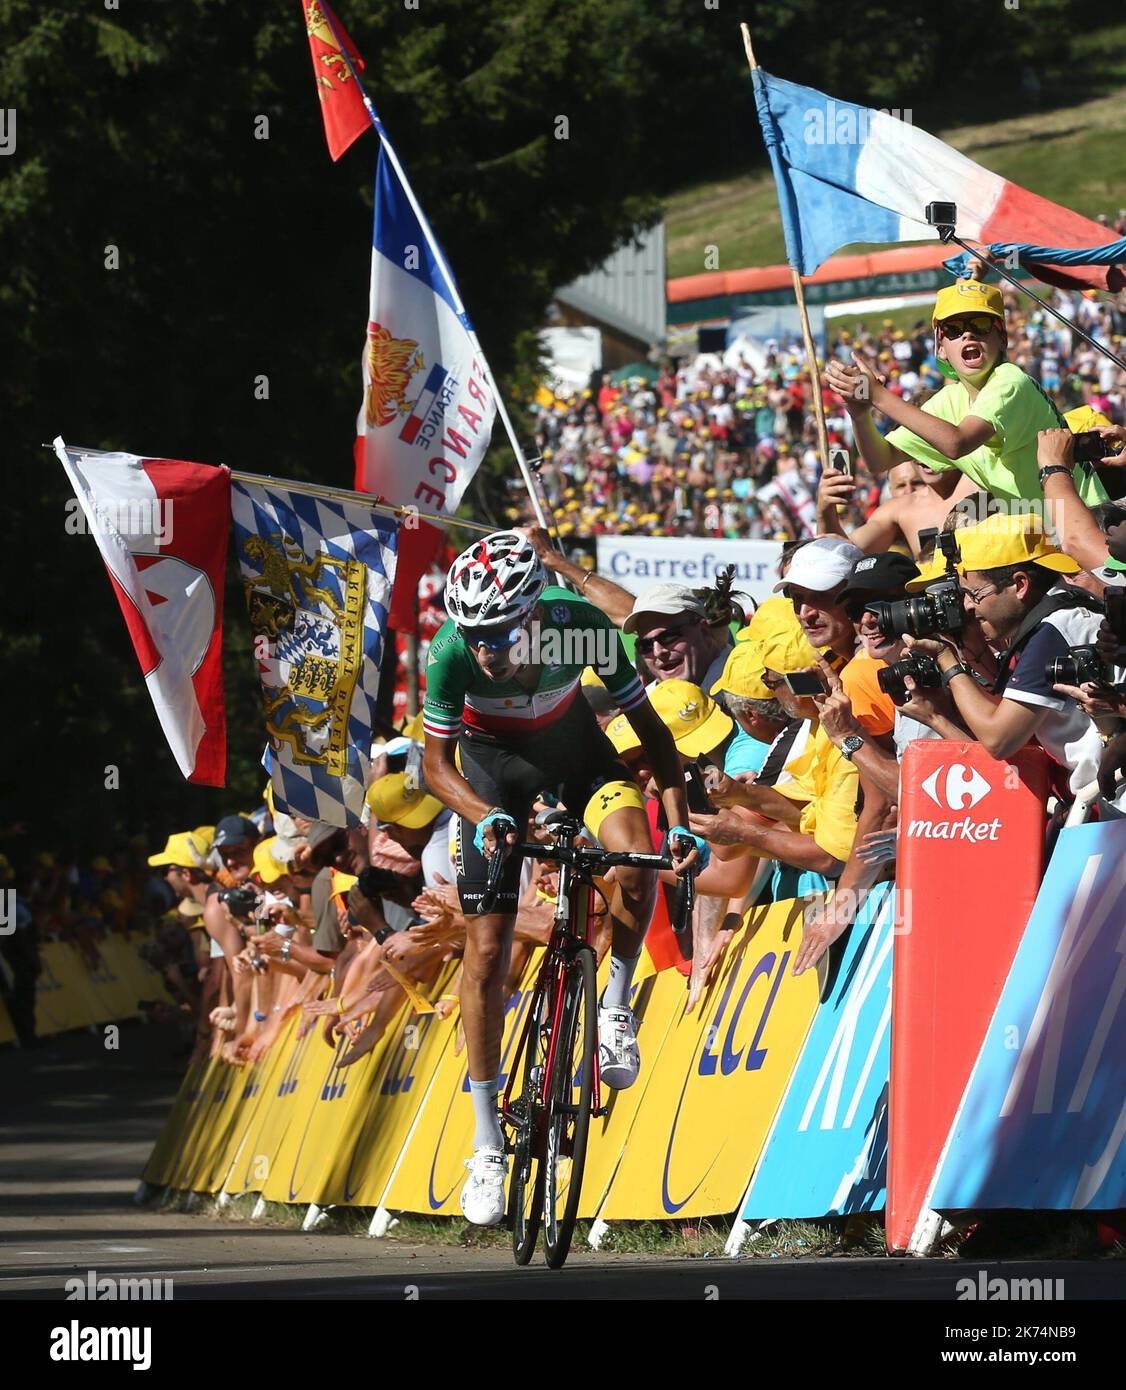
left=2, top=1024, right=1124, bottom=1303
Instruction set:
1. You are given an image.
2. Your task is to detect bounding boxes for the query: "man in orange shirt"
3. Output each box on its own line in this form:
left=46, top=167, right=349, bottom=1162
left=771, top=537, right=897, bottom=739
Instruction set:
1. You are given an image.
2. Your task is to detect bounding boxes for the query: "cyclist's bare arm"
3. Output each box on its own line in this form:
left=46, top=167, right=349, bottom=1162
left=422, top=733, right=515, bottom=848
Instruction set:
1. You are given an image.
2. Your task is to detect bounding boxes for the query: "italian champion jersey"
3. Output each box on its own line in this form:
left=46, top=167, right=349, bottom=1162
left=423, top=586, right=647, bottom=740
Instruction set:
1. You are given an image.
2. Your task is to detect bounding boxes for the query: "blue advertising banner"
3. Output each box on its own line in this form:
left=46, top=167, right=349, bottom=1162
left=930, top=822, right=1126, bottom=1211
left=741, top=884, right=894, bottom=1219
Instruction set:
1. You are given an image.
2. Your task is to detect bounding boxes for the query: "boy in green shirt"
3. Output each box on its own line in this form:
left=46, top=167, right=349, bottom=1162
left=825, top=279, right=1108, bottom=508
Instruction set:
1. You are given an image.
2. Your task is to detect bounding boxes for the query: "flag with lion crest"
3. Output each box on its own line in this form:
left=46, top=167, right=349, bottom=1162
left=232, top=479, right=398, bottom=827
left=352, top=138, right=497, bottom=514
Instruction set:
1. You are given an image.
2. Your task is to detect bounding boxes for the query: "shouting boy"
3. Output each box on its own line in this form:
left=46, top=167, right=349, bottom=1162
left=825, top=279, right=1108, bottom=510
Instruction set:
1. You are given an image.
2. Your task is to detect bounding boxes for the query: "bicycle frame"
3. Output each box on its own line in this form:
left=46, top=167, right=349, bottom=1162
left=500, top=850, right=600, bottom=1130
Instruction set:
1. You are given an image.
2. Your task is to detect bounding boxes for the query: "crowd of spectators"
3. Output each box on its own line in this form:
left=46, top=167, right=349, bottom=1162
left=7, top=268, right=1126, bottom=1074
left=514, top=275, right=1126, bottom=549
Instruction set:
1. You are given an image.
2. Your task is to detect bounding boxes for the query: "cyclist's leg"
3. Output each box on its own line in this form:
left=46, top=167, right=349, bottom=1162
left=454, top=737, right=534, bottom=1151
left=581, top=778, right=656, bottom=1009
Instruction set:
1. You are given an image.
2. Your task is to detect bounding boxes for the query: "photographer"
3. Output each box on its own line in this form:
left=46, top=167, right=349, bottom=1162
left=904, top=514, right=1126, bottom=810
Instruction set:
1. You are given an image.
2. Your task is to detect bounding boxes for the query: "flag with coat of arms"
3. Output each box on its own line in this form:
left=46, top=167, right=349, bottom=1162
left=353, top=130, right=498, bottom=517
left=232, top=479, right=398, bottom=827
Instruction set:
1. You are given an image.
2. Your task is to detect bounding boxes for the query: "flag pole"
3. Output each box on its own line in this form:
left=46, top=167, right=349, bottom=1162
left=741, top=26, right=832, bottom=478
left=319, top=4, right=550, bottom=530
left=44, top=443, right=496, bottom=534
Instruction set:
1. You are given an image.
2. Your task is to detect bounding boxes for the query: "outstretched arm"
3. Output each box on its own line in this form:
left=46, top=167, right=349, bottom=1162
left=523, top=526, right=635, bottom=625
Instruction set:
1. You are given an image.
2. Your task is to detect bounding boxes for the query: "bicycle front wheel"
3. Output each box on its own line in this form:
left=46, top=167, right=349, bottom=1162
left=509, top=986, right=549, bottom=1265
left=542, top=942, right=597, bottom=1269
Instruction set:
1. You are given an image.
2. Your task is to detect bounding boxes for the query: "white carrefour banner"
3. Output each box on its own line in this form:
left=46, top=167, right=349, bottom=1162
left=596, top=536, right=783, bottom=605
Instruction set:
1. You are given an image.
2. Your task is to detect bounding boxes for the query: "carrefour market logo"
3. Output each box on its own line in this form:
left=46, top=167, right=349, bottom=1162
left=921, top=764, right=991, bottom=811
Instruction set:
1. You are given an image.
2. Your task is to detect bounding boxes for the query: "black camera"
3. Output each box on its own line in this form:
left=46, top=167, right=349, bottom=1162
left=877, top=653, right=942, bottom=706
left=1072, top=430, right=1108, bottom=464
left=868, top=532, right=964, bottom=641
left=219, top=884, right=261, bottom=920
left=1046, top=645, right=1108, bottom=687
left=925, top=201, right=958, bottom=242
left=868, top=578, right=965, bottom=642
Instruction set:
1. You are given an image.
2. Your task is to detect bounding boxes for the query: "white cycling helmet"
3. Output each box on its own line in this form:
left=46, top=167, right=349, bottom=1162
left=445, top=531, right=548, bottom=628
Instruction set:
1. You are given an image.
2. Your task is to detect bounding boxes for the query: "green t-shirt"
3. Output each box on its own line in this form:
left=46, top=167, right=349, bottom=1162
left=422, top=586, right=646, bottom=742
left=886, top=362, right=1108, bottom=506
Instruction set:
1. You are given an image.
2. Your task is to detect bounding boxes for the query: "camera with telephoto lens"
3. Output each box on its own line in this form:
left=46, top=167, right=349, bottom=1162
left=868, top=532, right=964, bottom=641
left=877, top=653, right=943, bottom=706
left=868, top=578, right=964, bottom=642
left=219, top=884, right=261, bottom=921
left=1045, top=645, right=1108, bottom=688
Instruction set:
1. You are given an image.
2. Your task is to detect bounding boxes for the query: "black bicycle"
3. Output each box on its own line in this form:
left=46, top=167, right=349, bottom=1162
left=480, top=809, right=695, bottom=1269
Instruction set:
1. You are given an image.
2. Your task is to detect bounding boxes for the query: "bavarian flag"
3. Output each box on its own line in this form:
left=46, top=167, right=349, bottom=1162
left=232, top=479, right=398, bottom=828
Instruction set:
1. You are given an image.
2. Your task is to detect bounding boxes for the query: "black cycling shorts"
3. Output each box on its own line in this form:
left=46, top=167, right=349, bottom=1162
left=453, top=696, right=640, bottom=916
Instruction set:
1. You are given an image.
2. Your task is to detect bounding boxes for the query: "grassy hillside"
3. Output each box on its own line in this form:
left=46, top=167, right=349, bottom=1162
left=666, top=25, right=1126, bottom=279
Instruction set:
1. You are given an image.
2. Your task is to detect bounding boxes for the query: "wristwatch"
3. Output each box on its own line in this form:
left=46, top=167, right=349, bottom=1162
left=840, top=734, right=865, bottom=761
left=1038, top=465, right=1073, bottom=484
left=940, top=661, right=969, bottom=688
left=280, top=940, right=291, bottom=963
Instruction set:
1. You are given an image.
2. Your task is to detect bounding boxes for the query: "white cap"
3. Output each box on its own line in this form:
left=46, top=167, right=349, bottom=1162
left=622, top=582, right=709, bottom=634
left=773, top=537, right=864, bottom=595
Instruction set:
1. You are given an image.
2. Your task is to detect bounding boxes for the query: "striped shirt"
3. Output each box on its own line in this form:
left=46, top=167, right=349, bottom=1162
left=424, top=586, right=646, bottom=742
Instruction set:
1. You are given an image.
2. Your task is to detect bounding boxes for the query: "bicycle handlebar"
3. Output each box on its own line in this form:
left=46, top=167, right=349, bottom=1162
left=477, top=810, right=703, bottom=914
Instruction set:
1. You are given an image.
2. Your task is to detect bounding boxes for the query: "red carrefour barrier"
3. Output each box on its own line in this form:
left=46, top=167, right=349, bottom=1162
left=887, top=742, right=1049, bottom=1252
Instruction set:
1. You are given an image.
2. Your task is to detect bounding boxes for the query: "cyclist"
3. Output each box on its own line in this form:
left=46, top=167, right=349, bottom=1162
left=422, top=530, right=706, bottom=1226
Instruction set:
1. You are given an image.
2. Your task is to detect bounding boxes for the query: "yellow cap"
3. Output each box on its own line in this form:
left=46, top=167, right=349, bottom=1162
left=737, top=597, right=826, bottom=676
left=955, top=512, right=1080, bottom=577
left=148, top=829, right=212, bottom=869
left=905, top=555, right=949, bottom=593
left=734, top=595, right=805, bottom=647
left=580, top=666, right=606, bottom=689
left=366, top=771, right=444, bottom=829
left=710, top=641, right=772, bottom=701
left=252, top=836, right=292, bottom=884
left=605, top=680, right=733, bottom=757
left=399, top=710, right=424, bottom=742
left=331, top=869, right=358, bottom=903
left=932, top=279, right=1005, bottom=326
left=1064, top=404, right=1113, bottom=433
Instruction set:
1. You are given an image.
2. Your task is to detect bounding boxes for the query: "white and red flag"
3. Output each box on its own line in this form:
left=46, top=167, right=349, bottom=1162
left=55, top=438, right=229, bottom=785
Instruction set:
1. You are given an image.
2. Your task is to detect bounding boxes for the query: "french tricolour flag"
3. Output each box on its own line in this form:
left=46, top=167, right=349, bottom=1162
left=55, top=439, right=229, bottom=786
left=753, top=70, right=1115, bottom=289
left=353, top=133, right=497, bottom=515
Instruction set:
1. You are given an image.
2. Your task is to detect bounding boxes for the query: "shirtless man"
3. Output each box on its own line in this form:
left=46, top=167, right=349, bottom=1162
left=816, top=458, right=977, bottom=560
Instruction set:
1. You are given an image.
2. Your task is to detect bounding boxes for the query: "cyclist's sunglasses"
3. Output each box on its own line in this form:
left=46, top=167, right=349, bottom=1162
left=459, top=619, right=526, bottom=651
left=937, top=315, right=998, bottom=340
left=636, top=618, right=702, bottom=656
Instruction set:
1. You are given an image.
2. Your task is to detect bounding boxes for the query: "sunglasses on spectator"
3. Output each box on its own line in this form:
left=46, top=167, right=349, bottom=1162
left=458, top=620, right=527, bottom=651
left=937, top=315, right=998, bottom=340
left=636, top=619, right=702, bottom=655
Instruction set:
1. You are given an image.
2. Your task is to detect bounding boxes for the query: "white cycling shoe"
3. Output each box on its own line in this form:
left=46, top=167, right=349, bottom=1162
left=460, top=1146, right=509, bottom=1226
left=598, top=1005, right=640, bottom=1090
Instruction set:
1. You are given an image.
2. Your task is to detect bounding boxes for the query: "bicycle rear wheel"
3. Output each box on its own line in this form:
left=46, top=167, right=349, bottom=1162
left=542, top=942, right=597, bottom=1269
left=508, top=977, right=550, bottom=1264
